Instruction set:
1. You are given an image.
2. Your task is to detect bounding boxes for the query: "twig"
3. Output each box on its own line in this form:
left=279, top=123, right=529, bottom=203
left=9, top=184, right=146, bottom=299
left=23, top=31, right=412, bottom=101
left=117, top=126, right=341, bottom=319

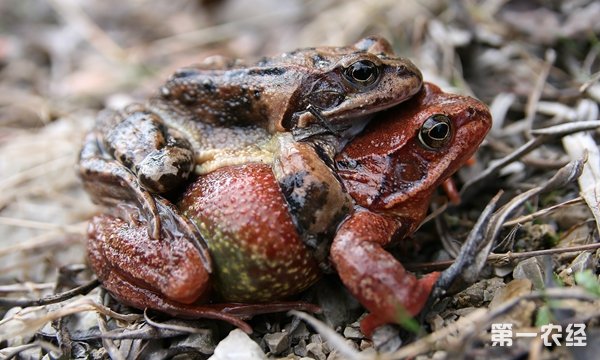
left=0, top=282, right=55, bottom=294
left=143, top=309, right=211, bottom=335
left=460, top=121, right=600, bottom=199
left=0, top=279, right=100, bottom=308
left=502, top=196, right=585, bottom=227
left=0, top=341, right=62, bottom=360
left=406, top=242, right=600, bottom=271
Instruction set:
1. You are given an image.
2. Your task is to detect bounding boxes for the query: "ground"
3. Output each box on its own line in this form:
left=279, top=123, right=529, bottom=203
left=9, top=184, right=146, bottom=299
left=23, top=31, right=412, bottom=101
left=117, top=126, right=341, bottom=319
left=1, top=0, right=599, bottom=359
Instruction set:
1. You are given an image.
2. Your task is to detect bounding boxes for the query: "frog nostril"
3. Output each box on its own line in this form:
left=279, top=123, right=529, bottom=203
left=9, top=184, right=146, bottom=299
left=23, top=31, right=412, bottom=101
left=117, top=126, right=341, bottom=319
left=202, top=79, right=216, bottom=94
left=180, top=91, right=198, bottom=105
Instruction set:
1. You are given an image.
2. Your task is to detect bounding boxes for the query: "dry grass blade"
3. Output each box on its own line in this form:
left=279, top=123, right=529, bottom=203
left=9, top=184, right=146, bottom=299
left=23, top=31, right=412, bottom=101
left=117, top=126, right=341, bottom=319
left=0, top=297, right=141, bottom=342
left=130, top=7, right=301, bottom=60
left=100, top=322, right=187, bottom=340
left=484, top=159, right=585, bottom=252
left=47, top=0, right=127, bottom=61
left=460, top=121, right=600, bottom=199
left=0, top=340, right=62, bottom=359
left=97, top=309, right=127, bottom=360
left=434, top=191, right=501, bottom=291
left=435, top=159, right=584, bottom=290
left=0, top=282, right=55, bottom=294
left=143, top=309, right=212, bottom=335
left=580, top=70, right=600, bottom=92
left=0, top=279, right=99, bottom=308
left=0, top=228, right=85, bottom=257
left=563, top=132, right=600, bottom=235
left=503, top=196, right=585, bottom=227
left=522, top=50, right=555, bottom=137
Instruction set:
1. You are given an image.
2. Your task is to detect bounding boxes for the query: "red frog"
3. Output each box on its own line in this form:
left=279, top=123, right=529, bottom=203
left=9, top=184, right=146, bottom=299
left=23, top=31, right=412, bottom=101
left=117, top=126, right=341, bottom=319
left=86, top=83, right=491, bottom=335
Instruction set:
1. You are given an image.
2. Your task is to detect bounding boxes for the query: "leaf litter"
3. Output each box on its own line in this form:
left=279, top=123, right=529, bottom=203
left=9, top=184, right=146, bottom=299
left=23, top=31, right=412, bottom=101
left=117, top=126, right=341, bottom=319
left=1, top=0, right=600, bottom=358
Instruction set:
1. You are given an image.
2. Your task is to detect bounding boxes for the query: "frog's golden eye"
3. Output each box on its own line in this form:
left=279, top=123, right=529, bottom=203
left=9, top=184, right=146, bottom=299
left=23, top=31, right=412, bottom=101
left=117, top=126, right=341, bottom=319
left=419, top=114, right=452, bottom=149
left=344, top=60, right=380, bottom=88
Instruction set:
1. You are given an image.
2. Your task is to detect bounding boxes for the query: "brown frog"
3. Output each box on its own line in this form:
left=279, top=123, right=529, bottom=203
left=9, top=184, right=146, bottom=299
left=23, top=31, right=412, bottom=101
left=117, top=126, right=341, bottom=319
left=86, top=83, right=491, bottom=335
left=79, top=36, right=423, bottom=240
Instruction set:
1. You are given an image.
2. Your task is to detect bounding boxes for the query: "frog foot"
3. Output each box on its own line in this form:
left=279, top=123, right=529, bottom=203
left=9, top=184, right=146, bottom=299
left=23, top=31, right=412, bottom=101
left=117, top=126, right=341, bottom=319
left=330, top=210, right=440, bottom=337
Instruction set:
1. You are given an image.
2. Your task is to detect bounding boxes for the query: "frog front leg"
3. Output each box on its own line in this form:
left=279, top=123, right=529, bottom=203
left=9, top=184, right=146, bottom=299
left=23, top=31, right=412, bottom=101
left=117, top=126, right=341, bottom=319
left=79, top=106, right=195, bottom=235
left=95, top=106, right=195, bottom=194
left=330, top=210, right=440, bottom=337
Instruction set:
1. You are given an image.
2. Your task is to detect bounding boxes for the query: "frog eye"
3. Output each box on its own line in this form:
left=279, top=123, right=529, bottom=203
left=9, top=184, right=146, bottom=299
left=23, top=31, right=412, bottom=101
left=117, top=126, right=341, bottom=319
left=419, top=114, right=452, bottom=149
left=344, top=60, right=380, bottom=88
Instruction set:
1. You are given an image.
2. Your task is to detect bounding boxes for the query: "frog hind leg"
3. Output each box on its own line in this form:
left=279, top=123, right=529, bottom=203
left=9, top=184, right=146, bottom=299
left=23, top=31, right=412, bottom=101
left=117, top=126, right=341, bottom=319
left=88, top=204, right=317, bottom=333
left=101, top=270, right=320, bottom=334
left=330, top=210, right=440, bottom=337
left=96, top=263, right=253, bottom=333
left=88, top=196, right=213, bottom=313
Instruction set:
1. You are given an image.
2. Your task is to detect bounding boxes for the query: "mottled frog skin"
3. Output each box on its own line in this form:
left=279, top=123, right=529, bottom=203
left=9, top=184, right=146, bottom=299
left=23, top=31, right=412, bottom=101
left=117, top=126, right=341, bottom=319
left=86, top=83, right=491, bottom=335
left=79, top=36, right=423, bottom=241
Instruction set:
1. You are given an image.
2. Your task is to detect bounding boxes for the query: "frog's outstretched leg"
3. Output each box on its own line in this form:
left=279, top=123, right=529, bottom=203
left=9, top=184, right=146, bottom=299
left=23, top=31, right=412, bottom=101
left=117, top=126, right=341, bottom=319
left=330, top=210, right=440, bottom=337
left=88, top=198, right=212, bottom=304
left=97, top=270, right=320, bottom=334
left=95, top=261, right=252, bottom=332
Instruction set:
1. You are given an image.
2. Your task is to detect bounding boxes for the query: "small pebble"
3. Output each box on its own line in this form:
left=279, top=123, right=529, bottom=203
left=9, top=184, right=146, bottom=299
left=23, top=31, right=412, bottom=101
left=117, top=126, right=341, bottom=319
left=344, top=339, right=359, bottom=350
left=513, top=256, right=548, bottom=289
left=359, top=339, right=372, bottom=351
left=343, top=326, right=364, bottom=340
left=264, top=332, right=290, bottom=355
left=209, top=329, right=266, bottom=360
left=287, top=321, right=310, bottom=342
left=306, top=342, right=326, bottom=360
left=294, top=339, right=307, bottom=357
left=371, top=325, right=402, bottom=353
left=310, top=334, right=323, bottom=345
